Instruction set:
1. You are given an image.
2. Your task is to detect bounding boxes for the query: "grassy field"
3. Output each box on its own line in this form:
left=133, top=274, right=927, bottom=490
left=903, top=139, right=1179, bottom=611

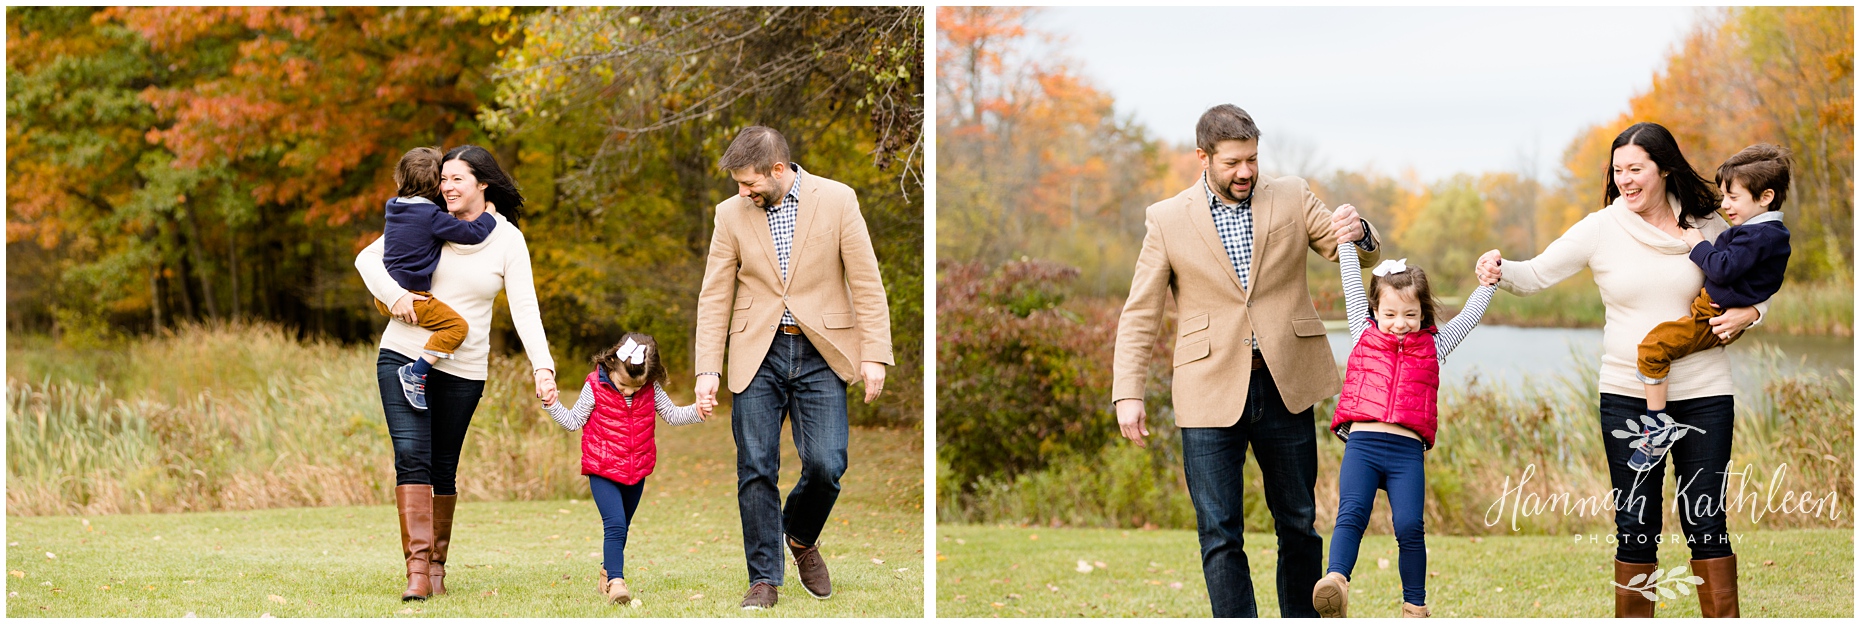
left=5, top=324, right=925, bottom=616
left=5, top=421, right=925, bottom=617
left=936, top=524, right=1851, bottom=618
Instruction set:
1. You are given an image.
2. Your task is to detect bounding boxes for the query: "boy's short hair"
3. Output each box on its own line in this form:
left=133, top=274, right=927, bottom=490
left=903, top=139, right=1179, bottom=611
left=1715, top=143, right=1792, bottom=212
left=395, top=146, right=444, bottom=203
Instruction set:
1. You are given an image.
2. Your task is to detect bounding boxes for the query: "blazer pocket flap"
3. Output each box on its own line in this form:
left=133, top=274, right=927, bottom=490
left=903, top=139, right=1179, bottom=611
left=730, top=318, right=749, bottom=334
left=822, top=312, right=856, bottom=330
left=1178, top=313, right=1210, bottom=337
left=1292, top=317, right=1327, bottom=337
left=733, top=295, right=754, bottom=310
left=1173, top=339, right=1210, bottom=367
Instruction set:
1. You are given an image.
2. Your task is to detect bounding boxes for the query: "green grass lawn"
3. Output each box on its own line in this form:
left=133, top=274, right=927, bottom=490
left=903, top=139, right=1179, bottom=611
left=5, top=424, right=925, bottom=617
left=936, top=524, right=1851, bottom=618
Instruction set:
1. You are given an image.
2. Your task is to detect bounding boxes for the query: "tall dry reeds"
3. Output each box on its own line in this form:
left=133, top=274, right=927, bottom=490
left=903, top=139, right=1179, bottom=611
left=6, top=322, right=597, bottom=516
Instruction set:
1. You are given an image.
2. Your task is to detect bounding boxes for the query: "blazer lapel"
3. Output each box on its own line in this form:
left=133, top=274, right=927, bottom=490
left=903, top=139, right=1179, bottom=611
left=784, top=175, right=822, bottom=291
left=1186, top=182, right=1247, bottom=298
left=743, top=197, right=783, bottom=287
left=1244, top=179, right=1275, bottom=288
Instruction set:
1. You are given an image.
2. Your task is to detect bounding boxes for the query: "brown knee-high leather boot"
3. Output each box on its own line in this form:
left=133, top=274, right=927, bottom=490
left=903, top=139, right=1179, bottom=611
left=430, top=494, right=457, bottom=596
left=396, top=485, right=435, bottom=601
left=1614, top=559, right=1657, bottom=618
left=1692, top=555, right=1739, bottom=617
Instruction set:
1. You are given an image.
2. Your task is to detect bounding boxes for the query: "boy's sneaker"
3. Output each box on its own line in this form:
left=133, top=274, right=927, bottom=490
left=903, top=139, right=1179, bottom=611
left=1627, top=416, right=1673, bottom=471
left=398, top=362, right=429, bottom=411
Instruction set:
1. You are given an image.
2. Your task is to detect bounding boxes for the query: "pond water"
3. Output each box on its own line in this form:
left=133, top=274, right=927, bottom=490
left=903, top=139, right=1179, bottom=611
left=1323, top=325, right=1853, bottom=394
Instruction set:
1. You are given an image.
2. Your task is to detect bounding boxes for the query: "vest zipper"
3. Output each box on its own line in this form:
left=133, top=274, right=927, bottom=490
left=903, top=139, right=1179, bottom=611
left=1387, top=332, right=1405, bottom=424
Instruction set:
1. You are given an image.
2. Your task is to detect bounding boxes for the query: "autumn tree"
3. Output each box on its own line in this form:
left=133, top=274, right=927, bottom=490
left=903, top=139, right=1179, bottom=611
left=480, top=7, right=925, bottom=425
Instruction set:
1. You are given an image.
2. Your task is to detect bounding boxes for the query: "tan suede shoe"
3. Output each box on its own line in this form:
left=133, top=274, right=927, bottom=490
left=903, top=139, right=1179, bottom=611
left=1313, top=571, right=1350, bottom=618
left=1402, top=602, right=1431, bottom=618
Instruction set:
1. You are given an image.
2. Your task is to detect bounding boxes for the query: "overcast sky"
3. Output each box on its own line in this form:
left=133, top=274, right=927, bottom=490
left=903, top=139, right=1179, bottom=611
left=1035, top=7, right=1705, bottom=182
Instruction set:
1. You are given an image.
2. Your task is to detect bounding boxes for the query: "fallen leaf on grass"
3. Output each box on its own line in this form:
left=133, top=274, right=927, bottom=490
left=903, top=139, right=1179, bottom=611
left=1377, top=558, right=1389, bottom=570
left=1047, top=583, right=1060, bottom=593
left=481, top=589, right=498, bottom=597
left=1028, top=534, right=1039, bottom=541
left=629, top=599, right=642, bottom=609
left=871, top=558, right=885, bottom=565
left=1075, top=560, right=1094, bottom=573
left=991, top=602, right=1004, bottom=608
left=9, top=570, right=23, bottom=578
left=1093, top=561, right=1106, bottom=569
left=260, top=613, right=273, bottom=618
left=936, top=554, right=947, bottom=562
left=99, top=585, right=111, bottom=591
left=1170, top=582, right=1184, bottom=590
left=1763, top=560, right=1775, bottom=566
left=183, top=612, right=195, bottom=617
left=44, top=552, right=55, bottom=560
left=1470, top=537, right=1483, bottom=544
left=688, top=593, right=703, bottom=600
left=558, top=509, right=571, bottom=514
left=268, top=595, right=286, bottom=604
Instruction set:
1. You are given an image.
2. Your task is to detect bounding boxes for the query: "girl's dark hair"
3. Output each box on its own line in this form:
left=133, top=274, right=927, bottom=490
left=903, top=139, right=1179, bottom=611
left=591, top=332, right=667, bottom=392
left=1368, top=265, right=1439, bottom=329
left=442, top=145, right=525, bottom=226
left=1604, top=122, right=1719, bottom=226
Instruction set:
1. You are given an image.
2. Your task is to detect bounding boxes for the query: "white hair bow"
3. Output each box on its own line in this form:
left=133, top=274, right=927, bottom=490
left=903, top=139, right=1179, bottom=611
left=615, top=338, right=647, bottom=366
left=1372, top=258, right=1409, bottom=277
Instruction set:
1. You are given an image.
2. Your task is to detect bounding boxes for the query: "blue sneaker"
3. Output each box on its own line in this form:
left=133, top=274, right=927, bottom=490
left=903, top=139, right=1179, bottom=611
left=398, top=362, right=428, bottom=411
left=1627, top=414, right=1673, bottom=471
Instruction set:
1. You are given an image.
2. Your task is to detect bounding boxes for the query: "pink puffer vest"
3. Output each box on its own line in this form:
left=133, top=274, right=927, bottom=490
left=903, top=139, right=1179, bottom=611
left=1332, top=320, right=1441, bottom=449
left=579, top=369, right=658, bottom=485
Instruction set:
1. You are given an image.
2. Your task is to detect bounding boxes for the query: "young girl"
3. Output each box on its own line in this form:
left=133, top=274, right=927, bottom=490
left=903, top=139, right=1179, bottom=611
left=1311, top=242, right=1497, bottom=618
left=542, top=333, right=705, bottom=605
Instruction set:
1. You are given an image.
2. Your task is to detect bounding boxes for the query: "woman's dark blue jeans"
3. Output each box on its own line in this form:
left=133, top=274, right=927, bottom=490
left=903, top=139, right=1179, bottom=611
left=731, top=333, right=849, bottom=588
left=589, top=475, right=646, bottom=579
left=376, top=349, right=485, bottom=495
left=1326, top=430, right=1428, bottom=606
left=1600, top=392, right=1736, bottom=563
left=1179, top=366, right=1323, bottom=618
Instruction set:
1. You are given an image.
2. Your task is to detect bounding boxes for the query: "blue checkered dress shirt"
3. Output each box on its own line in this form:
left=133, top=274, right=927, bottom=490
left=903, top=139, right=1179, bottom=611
left=1204, top=173, right=1256, bottom=291
left=764, top=164, right=804, bottom=327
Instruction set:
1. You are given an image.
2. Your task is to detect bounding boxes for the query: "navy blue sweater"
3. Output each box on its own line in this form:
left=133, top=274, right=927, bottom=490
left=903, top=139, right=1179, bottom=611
left=383, top=197, right=497, bottom=292
left=1689, top=217, right=1789, bottom=309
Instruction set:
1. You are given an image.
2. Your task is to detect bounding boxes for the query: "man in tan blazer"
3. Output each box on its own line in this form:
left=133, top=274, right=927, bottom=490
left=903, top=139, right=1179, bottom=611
left=1112, top=105, right=1381, bottom=618
left=693, top=126, right=893, bottom=610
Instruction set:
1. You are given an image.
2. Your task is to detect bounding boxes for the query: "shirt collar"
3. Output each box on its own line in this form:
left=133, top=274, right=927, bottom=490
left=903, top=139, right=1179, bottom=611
left=398, top=196, right=436, bottom=205
left=1203, top=172, right=1250, bottom=211
left=766, top=163, right=804, bottom=212
left=1738, top=210, right=1784, bottom=227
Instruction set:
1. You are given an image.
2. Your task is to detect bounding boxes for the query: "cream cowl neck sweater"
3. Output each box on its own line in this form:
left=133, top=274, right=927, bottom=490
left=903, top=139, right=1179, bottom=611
left=356, top=210, right=555, bottom=381
left=1497, top=194, right=1764, bottom=401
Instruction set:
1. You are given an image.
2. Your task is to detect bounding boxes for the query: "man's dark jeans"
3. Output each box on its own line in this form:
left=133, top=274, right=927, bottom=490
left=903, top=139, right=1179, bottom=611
left=732, top=333, right=850, bottom=587
left=1180, top=366, right=1323, bottom=617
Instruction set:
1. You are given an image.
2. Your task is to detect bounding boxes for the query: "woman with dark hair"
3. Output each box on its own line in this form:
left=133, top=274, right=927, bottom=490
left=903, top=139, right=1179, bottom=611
left=355, top=144, right=557, bottom=600
left=1478, top=122, right=1759, bottom=617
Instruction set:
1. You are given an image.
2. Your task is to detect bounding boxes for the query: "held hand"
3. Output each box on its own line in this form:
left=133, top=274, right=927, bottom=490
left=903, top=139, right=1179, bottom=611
left=390, top=292, right=430, bottom=325
left=1709, top=306, right=1759, bottom=344
left=1330, top=204, right=1363, bottom=244
left=860, top=361, right=887, bottom=404
left=1475, top=249, right=1504, bottom=286
left=1680, top=227, right=1706, bottom=247
left=484, top=201, right=498, bottom=215
left=533, top=369, right=557, bottom=405
left=695, top=374, right=720, bottom=419
left=1115, top=399, right=1150, bottom=448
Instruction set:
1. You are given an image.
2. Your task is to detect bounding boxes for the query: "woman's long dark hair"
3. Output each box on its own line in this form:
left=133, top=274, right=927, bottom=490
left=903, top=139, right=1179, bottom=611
left=1604, top=122, right=1718, bottom=226
left=443, top=145, right=525, bottom=226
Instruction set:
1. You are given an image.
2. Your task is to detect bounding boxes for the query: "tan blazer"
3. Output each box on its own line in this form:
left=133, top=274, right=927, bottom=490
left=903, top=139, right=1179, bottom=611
left=1112, top=176, right=1380, bottom=428
left=695, top=171, right=894, bottom=394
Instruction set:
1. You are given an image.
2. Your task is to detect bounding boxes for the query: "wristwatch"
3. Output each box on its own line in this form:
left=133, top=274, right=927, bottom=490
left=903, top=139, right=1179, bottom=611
left=1355, top=218, right=1377, bottom=252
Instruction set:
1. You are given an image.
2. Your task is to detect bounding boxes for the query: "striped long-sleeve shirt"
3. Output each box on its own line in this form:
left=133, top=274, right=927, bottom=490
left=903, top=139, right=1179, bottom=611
left=1338, top=242, right=1493, bottom=358
left=543, top=381, right=704, bottom=431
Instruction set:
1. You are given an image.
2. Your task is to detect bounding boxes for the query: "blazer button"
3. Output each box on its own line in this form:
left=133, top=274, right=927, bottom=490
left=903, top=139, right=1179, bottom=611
left=768, top=325, right=776, bottom=330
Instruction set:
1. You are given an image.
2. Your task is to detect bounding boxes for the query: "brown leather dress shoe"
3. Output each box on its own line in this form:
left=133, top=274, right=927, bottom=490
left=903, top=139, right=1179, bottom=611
left=788, top=535, right=833, bottom=599
left=740, top=581, right=778, bottom=610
